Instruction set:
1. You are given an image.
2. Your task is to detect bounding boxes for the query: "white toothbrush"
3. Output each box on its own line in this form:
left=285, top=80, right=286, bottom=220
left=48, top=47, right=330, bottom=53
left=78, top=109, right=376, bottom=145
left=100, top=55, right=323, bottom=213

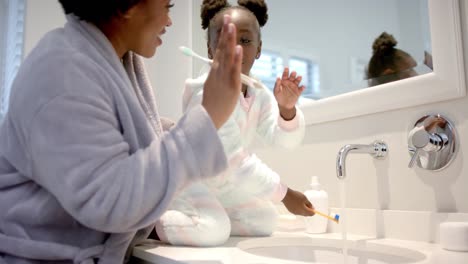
left=179, top=46, right=259, bottom=88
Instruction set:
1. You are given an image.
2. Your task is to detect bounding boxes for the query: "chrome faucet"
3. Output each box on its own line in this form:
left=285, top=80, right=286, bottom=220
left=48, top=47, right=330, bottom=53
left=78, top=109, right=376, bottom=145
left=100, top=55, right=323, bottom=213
left=336, top=141, right=388, bottom=180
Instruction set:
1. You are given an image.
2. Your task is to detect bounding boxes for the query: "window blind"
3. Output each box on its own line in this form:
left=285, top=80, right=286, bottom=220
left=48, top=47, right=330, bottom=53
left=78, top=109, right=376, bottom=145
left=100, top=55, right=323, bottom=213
left=0, top=0, right=26, bottom=121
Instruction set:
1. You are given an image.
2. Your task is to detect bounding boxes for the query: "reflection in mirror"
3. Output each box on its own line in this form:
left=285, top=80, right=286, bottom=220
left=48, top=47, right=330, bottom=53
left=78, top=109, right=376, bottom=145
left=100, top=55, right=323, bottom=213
left=366, top=32, right=425, bottom=87
left=192, top=0, right=432, bottom=101
left=262, top=0, right=432, bottom=100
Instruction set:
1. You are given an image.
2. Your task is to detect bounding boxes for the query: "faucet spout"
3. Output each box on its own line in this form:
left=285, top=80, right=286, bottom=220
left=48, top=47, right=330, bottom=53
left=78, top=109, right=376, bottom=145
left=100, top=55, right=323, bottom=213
left=336, top=141, right=388, bottom=180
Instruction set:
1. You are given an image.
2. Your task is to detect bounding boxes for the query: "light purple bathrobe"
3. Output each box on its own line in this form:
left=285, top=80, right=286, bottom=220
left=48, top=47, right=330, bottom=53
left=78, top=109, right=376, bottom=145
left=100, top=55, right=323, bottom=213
left=0, top=15, right=227, bottom=263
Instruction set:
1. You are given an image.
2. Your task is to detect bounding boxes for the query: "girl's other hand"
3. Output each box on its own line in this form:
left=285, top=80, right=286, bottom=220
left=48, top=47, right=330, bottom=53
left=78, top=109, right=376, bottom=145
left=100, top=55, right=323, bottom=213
left=282, top=188, right=315, bottom=216
left=274, top=68, right=306, bottom=120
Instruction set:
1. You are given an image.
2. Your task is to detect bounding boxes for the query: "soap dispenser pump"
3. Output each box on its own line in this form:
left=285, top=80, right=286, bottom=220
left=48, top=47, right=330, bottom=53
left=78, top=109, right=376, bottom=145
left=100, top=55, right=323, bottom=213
left=304, top=176, right=329, bottom=233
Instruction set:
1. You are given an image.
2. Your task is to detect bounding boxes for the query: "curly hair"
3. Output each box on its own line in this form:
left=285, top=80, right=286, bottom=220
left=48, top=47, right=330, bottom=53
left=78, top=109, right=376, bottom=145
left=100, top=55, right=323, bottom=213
left=200, top=0, right=268, bottom=30
left=372, top=32, right=398, bottom=56
left=366, top=32, right=413, bottom=81
left=58, top=0, right=143, bottom=24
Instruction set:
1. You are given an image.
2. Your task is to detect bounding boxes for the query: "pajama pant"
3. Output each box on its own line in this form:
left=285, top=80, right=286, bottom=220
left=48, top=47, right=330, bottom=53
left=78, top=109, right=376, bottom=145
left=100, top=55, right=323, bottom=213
left=155, top=181, right=278, bottom=247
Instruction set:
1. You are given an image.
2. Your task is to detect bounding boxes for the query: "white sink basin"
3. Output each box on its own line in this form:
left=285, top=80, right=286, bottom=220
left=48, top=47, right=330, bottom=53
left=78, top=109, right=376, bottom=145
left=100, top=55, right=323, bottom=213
left=133, top=233, right=436, bottom=264
left=237, top=237, right=428, bottom=264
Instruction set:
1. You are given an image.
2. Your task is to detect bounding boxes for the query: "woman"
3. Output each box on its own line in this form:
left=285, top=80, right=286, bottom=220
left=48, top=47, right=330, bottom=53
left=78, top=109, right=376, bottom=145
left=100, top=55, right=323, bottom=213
left=0, top=0, right=242, bottom=263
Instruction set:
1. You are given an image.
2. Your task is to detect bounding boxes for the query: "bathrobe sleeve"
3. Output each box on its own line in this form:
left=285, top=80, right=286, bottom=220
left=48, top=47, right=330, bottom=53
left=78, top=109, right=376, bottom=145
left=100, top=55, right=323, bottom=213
left=27, top=61, right=227, bottom=234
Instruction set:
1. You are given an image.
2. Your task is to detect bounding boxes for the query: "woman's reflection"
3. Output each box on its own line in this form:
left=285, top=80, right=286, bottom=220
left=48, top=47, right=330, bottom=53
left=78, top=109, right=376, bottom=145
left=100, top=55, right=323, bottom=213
left=366, top=32, right=418, bottom=87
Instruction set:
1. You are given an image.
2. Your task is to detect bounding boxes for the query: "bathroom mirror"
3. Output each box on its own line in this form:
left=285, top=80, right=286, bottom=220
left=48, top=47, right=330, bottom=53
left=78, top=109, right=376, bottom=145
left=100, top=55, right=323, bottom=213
left=191, top=0, right=465, bottom=124
left=194, top=0, right=433, bottom=98
left=259, top=0, right=433, bottom=101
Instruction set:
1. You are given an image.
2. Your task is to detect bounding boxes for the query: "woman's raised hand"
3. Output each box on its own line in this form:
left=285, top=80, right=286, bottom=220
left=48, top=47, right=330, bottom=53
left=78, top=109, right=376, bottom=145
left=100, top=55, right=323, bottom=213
left=202, top=15, right=243, bottom=129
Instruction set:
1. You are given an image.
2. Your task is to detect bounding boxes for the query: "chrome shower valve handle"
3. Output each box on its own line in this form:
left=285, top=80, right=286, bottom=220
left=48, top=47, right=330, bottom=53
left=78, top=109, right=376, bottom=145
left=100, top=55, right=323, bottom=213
left=407, top=114, right=456, bottom=171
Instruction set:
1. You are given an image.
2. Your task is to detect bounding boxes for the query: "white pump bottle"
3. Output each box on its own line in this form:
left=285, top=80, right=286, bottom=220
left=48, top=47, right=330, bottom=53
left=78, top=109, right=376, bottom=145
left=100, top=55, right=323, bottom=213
left=304, top=176, right=329, bottom=233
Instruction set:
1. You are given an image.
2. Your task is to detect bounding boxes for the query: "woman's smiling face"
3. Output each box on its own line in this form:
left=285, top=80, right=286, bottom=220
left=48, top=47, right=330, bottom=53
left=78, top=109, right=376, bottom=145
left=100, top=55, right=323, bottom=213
left=124, top=0, right=174, bottom=58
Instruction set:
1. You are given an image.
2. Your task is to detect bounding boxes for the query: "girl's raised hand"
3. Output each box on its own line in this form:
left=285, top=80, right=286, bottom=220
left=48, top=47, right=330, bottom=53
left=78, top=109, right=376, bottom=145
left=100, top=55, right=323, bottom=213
left=274, top=67, right=306, bottom=111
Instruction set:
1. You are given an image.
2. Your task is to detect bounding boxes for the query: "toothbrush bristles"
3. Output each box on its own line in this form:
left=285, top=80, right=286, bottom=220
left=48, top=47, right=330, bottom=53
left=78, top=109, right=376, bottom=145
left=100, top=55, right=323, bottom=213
left=179, top=45, right=259, bottom=87
left=179, top=46, right=212, bottom=64
left=333, top=213, right=340, bottom=223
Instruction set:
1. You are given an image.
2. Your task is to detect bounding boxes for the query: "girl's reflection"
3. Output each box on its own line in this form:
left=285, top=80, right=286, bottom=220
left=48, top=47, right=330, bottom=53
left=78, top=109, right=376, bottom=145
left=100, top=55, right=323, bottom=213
left=366, top=32, right=418, bottom=87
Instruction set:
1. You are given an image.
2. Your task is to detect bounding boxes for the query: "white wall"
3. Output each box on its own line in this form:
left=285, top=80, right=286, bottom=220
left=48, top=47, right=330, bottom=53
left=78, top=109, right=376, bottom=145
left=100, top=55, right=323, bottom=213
left=23, top=0, right=65, bottom=56
left=21, top=1, right=468, bottom=213
left=145, top=2, right=192, bottom=120
left=256, top=1, right=468, bottom=213
left=191, top=0, right=207, bottom=78
left=23, top=0, right=191, bottom=120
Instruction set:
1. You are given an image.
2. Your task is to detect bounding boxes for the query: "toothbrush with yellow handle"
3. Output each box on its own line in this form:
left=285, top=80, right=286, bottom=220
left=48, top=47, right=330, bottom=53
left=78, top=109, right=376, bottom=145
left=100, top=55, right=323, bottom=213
left=179, top=46, right=260, bottom=88
left=312, top=209, right=340, bottom=224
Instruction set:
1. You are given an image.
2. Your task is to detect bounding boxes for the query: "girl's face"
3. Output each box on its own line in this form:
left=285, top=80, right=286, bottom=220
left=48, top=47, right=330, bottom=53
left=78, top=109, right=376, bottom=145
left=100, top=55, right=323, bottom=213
left=208, top=9, right=262, bottom=75
left=123, top=0, right=173, bottom=58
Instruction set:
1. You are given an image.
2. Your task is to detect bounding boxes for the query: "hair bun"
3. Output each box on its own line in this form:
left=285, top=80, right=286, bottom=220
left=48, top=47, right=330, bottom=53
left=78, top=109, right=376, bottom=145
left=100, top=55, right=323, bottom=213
left=372, top=32, right=397, bottom=55
left=201, top=0, right=230, bottom=29
left=238, top=0, right=268, bottom=27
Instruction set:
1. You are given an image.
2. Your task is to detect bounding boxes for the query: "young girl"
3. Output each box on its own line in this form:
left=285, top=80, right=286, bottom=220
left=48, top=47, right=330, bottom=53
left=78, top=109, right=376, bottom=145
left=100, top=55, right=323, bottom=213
left=155, top=0, right=315, bottom=247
